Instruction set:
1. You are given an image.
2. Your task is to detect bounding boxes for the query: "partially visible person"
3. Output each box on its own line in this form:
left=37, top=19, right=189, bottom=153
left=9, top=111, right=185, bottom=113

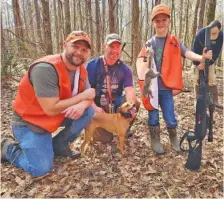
left=191, top=20, right=223, bottom=108
left=136, top=4, right=213, bottom=155
left=86, top=33, right=140, bottom=143
left=1, top=31, right=95, bottom=176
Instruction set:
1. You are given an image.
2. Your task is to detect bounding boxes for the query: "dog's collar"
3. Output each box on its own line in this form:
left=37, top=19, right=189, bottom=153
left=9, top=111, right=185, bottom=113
left=120, top=111, right=133, bottom=118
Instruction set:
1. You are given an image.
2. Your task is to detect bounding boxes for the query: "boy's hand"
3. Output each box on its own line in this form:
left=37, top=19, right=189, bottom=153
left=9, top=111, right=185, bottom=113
left=202, top=47, right=212, bottom=62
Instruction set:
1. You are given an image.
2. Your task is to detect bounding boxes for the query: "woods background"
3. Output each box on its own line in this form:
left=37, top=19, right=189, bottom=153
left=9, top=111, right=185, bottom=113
left=1, top=0, right=223, bottom=80
left=1, top=1, right=224, bottom=198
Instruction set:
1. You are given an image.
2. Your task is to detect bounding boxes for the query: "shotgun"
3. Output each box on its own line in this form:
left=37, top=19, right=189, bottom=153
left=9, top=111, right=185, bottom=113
left=180, top=26, right=214, bottom=171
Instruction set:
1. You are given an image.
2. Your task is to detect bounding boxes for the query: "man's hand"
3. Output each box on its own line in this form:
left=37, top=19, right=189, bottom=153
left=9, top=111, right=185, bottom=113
left=202, top=47, right=212, bottom=62
left=95, top=106, right=105, bottom=113
left=62, top=103, right=86, bottom=120
left=80, top=88, right=96, bottom=100
left=196, top=63, right=205, bottom=70
left=92, top=103, right=105, bottom=113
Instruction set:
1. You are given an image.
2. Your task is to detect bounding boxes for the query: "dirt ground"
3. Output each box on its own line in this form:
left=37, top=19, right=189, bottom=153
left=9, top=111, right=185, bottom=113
left=1, top=70, right=223, bottom=198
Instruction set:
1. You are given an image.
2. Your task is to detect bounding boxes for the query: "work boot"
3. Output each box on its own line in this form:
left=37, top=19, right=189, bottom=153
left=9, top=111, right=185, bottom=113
left=53, top=142, right=81, bottom=159
left=209, top=85, right=223, bottom=109
left=167, top=128, right=181, bottom=152
left=1, top=137, right=16, bottom=163
left=148, top=125, right=165, bottom=155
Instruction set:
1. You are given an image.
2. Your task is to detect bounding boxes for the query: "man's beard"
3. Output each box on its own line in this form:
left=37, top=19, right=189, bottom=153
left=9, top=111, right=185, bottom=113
left=66, top=54, right=85, bottom=67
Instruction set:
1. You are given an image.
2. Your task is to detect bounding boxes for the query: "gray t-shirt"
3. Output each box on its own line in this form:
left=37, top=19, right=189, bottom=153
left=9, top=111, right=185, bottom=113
left=147, top=36, right=187, bottom=90
left=12, top=62, right=90, bottom=133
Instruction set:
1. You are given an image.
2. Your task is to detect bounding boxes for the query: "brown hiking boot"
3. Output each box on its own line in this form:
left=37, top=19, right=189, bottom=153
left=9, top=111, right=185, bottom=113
left=148, top=125, right=165, bottom=155
left=167, top=128, right=181, bottom=152
left=1, top=137, right=16, bottom=162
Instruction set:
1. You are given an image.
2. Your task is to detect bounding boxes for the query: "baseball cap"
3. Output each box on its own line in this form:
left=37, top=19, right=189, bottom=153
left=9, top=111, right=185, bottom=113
left=65, top=31, right=91, bottom=48
left=105, top=33, right=122, bottom=45
left=151, top=4, right=170, bottom=21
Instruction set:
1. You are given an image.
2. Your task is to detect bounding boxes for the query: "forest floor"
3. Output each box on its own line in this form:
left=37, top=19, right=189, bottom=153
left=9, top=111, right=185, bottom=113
left=1, top=69, right=223, bottom=198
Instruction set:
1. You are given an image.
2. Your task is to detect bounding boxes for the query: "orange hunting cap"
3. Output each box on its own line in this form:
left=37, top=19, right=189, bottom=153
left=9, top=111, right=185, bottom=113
left=151, top=4, right=170, bottom=21
left=65, top=30, right=91, bottom=48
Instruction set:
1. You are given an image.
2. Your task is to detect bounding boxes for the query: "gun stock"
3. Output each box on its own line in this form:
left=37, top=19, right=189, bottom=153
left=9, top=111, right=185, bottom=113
left=185, top=141, right=202, bottom=171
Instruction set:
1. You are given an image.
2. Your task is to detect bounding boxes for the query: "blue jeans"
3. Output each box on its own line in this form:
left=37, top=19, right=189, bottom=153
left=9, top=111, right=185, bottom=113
left=148, top=90, right=177, bottom=128
left=7, top=107, right=95, bottom=177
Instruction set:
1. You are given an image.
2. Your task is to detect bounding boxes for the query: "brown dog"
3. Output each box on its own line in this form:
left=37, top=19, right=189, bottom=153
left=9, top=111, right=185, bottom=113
left=81, top=101, right=137, bottom=155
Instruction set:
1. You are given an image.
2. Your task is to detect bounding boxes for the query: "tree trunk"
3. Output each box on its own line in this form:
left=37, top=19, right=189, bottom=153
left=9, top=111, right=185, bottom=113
left=64, top=0, right=71, bottom=36
left=41, top=0, right=52, bottom=54
left=57, top=0, right=63, bottom=52
left=53, top=0, right=59, bottom=53
left=205, top=0, right=216, bottom=25
left=12, top=0, right=25, bottom=55
left=86, top=0, right=94, bottom=55
left=95, top=0, right=101, bottom=55
left=78, top=1, right=83, bottom=30
left=12, top=0, right=24, bottom=39
left=192, top=0, right=200, bottom=40
left=108, top=0, right=115, bottom=33
left=131, top=0, right=140, bottom=72
left=34, top=0, right=43, bottom=49
left=155, top=0, right=161, bottom=5
left=178, top=0, right=184, bottom=39
left=197, top=0, right=206, bottom=30
left=183, top=0, right=190, bottom=70
left=170, top=0, right=177, bottom=35
left=101, top=0, right=106, bottom=45
left=73, top=1, right=76, bottom=30
left=27, top=0, right=37, bottom=57
left=144, top=0, right=149, bottom=42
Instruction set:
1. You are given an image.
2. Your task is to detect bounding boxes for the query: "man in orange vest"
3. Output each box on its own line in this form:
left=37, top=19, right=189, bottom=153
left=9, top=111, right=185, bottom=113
left=1, top=31, right=95, bottom=176
left=136, top=5, right=213, bottom=155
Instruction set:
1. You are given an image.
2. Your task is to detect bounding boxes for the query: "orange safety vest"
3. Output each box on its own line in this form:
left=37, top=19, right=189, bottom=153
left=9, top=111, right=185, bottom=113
left=137, top=34, right=182, bottom=111
left=13, top=54, right=87, bottom=133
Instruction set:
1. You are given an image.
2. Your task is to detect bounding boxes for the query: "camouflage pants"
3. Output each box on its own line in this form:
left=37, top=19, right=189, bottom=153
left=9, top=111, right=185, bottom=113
left=191, top=64, right=217, bottom=86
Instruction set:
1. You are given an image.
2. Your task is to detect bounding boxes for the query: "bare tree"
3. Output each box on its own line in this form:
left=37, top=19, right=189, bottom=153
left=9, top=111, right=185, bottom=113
left=101, top=0, right=106, bottom=44
left=131, top=0, right=140, bottom=71
left=86, top=0, right=94, bottom=55
left=73, top=1, right=77, bottom=30
left=192, top=0, right=200, bottom=39
left=178, top=0, right=184, bottom=39
left=205, top=0, right=216, bottom=25
left=53, top=0, right=59, bottom=53
left=77, top=1, right=83, bottom=30
left=57, top=0, right=63, bottom=52
left=64, top=0, right=71, bottom=36
left=34, top=0, right=43, bottom=49
left=12, top=0, right=24, bottom=39
left=197, top=0, right=206, bottom=30
left=108, top=0, right=115, bottom=33
left=95, top=0, right=101, bottom=55
left=41, top=0, right=52, bottom=54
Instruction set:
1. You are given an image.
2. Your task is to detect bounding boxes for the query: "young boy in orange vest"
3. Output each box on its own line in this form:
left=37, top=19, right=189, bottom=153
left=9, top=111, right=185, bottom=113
left=136, top=4, right=213, bottom=155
